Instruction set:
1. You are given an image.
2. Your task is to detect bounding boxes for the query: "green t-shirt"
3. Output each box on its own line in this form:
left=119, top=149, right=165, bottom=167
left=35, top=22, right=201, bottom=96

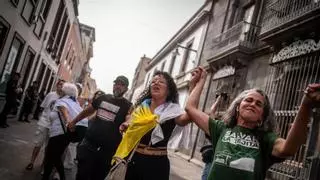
left=208, top=118, right=278, bottom=180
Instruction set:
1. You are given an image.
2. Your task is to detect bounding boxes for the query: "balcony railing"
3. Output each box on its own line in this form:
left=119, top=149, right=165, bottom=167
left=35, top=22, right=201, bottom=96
left=210, top=21, right=260, bottom=58
left=261, top=0, right=320, bottom=35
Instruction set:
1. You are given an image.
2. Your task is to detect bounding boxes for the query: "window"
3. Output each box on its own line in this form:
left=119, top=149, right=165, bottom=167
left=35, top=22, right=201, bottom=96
left=21, top=0, right=38, bottom=25
left=68, top=50, right=74, bottom=64
left=0, top=33, right=25, bottom=94
left=152, top=68, right=158, bottom=78
left=168, top=53, right=176, bottom=74
left=36, top=62, right=46, bottom=85
left=179, top=40, right=194, bottom=73
left=46, top=0, right=64, bottom=54
left=34, top=0, right=52, bottom=38
left=160, top=61, right=166, bottom=71
left=47, top=74, right=55, bottom=94
left=40, top=0, right=53, bottom=20
left=20, top=47, right=36, bottom=89
left=70, top=56, right=76, bottom=70
left=54, top=13, right=67, bottom=53
left=65, top=43, right=72, bottom=61
left=46, top=0, right=70, bottom=63
left=0, top=16, right=10, bottom=56
left=56, top=21, right=70, bottom=62
left=42, top=68, right=51, bottom=90
left=227, top=0, right=241, bottom=28
left=10, top=0, right=19, bottom=7
left=227, top=0, right=255, bottom=29
left=145, top=73, right=150, bottom=88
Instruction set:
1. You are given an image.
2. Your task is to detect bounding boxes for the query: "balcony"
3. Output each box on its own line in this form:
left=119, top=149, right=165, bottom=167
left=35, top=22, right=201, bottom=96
left=260, top=0, right=320, bottom=42
left=207, top=21, right=260, bottom=66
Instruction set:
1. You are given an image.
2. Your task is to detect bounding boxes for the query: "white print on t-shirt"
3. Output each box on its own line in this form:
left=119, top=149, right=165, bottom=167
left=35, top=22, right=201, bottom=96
left=221, top=130, right=259, bottom=149
left=97, top=102, right=120, bottom=122
left=100, top=101, right=120, bottom=113
left=229, top=158, right=255, bottom=172
left=215, top=152, right=232, bottom=165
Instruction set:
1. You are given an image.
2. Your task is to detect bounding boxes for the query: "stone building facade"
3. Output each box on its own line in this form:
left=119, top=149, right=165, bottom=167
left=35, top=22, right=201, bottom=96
left=197, top=0, right=320, bottom=179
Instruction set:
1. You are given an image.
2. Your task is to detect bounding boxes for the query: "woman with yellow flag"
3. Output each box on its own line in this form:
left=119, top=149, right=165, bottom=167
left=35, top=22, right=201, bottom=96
left=113, top=71, right=199, bottom=180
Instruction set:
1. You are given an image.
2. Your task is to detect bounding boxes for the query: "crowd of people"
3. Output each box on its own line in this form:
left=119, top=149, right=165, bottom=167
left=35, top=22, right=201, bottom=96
left=0, top=67, right=319, bottom=180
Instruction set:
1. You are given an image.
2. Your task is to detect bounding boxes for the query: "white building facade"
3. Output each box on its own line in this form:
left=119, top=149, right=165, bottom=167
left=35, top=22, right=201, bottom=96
left=131, top=1, right=212, bottom=161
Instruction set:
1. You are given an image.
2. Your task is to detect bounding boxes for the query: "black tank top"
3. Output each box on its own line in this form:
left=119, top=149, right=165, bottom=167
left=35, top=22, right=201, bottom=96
left=140, top=118, right=176, bottom=147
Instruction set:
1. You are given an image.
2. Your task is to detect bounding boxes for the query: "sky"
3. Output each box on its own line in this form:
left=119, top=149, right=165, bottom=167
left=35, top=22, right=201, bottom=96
left=78, top=0, right=205, bottom=93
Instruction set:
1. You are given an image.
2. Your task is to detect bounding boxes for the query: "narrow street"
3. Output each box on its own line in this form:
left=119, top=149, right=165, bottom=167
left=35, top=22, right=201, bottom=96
left=0, top=116, right=202, bottom=180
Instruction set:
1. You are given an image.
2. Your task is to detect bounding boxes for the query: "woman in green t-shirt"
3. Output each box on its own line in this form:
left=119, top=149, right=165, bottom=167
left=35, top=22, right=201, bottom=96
left=185, top=67, right=320, bottom=180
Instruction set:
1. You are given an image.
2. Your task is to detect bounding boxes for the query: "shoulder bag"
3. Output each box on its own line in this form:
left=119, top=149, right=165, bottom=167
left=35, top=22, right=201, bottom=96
left=105, top=143, right=139, bottom=180
left=57, top=111, right=82, bottom=143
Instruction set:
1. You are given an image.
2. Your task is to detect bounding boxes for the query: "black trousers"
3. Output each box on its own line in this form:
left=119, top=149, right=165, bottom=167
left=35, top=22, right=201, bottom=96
left=0, top=99, right=16, bottom=125
left=125, top=152, right=170, bottom=180
left=76, top=140, right=113, bottom=180
left=19, top=100, right=35, bottom=121
left=42, top=134, right=69, bottom=180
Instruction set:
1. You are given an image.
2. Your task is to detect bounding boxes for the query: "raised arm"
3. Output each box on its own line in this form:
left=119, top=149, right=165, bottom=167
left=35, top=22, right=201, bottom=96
left=272, top=83, right=320, bottom=157
left=185, top=67, right=211, bottom=134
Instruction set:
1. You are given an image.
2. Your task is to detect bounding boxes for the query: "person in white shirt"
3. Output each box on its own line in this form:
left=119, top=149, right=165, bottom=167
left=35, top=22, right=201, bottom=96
left=42, top=83, right=88, bottom=180
left=25, top=79, right=65, bottom=170
left=63, top=82, right=88, bottom=169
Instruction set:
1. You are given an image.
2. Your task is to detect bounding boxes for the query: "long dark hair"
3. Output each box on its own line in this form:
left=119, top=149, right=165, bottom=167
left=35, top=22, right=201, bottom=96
left=135, top=71, right=179, bottom=107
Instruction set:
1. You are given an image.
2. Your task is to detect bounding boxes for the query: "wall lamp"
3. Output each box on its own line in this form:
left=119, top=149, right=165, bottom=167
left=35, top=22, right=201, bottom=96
left=172, top=43, right=198, bottom=56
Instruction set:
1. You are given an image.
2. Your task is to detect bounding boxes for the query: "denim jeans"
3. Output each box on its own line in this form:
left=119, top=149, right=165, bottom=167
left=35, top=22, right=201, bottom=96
left=202, top=162, right=212, bottom=180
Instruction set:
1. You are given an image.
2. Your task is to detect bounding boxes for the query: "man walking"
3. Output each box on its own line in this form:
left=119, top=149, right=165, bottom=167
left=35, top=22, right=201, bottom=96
left=25, top=79, right=65, bottom=170
left=68, top=75, right=132, bottom=180
left=19, top=81, right=39, bottom=122
left=0, top=72, right=22, bottom=128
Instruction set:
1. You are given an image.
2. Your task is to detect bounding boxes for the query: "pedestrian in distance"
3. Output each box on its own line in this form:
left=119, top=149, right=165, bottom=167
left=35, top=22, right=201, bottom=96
left=114, top=71, right=193, bottom=180
left=185, top=66, right=320, bottom=180
left=33, top=88, right=46, bottom=120
left=42, top=83, right=87, bottom=180
left=19, top=81, right=39, bottom=123
left=25, top=79, right=65, bottom=171
left=0, top=72, right=22, bottom=128
left=67, top=75, right=132, bottom=180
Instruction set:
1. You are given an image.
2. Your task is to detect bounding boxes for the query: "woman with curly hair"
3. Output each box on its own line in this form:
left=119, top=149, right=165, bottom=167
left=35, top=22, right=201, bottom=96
left=114, top=71, right=193, bottom=180
left=185, top=67, right=320, bottom=180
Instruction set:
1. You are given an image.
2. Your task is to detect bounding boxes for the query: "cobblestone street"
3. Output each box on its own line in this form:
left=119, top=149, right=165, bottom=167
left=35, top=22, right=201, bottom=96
left=0, top=116, right=202, bottom=180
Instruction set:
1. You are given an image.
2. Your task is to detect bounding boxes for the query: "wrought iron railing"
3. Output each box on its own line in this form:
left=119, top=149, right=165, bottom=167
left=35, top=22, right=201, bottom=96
left=261, top=0, right=320, bottom=34
left=265, top=49, right=320, bottom=180
left=210, top=21, right=260, bottom=57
